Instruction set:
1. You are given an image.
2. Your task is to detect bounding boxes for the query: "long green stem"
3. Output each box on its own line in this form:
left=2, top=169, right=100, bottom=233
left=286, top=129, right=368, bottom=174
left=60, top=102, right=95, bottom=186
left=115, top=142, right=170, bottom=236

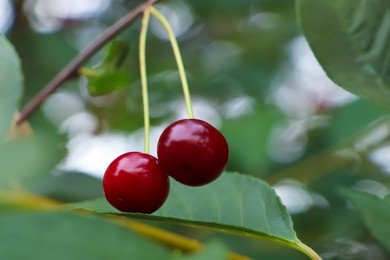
left=148, top=6, right=194, bottom=119
left=295, top=241, right=322, bottom=260
left=139, top=9, right=152, bottom=154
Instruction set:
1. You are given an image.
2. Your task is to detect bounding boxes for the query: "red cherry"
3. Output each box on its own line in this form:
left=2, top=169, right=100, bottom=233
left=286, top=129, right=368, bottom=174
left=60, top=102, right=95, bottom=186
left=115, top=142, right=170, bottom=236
left=157, top=119, right=229, bottom=186
left=103, top=152, right=169, bottom=214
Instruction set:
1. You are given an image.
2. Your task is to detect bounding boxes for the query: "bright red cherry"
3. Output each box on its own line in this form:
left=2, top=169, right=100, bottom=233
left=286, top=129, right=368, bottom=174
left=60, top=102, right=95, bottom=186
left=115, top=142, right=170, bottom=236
left=102, top=152, right=169, bottom=214
left=157, top=119, right=229, bottom=186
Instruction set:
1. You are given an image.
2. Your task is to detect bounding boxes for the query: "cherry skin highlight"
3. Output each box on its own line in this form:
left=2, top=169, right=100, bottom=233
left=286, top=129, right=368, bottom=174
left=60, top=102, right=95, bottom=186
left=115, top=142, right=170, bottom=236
left=103, top=152, right=169, bottom=214
left=157, top=119, right=229, bottom=186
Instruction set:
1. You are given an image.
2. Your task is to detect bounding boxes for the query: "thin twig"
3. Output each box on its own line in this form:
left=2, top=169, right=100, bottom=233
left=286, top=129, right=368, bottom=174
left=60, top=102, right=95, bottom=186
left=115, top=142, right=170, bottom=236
left=17, top=0, right=162, bottom=125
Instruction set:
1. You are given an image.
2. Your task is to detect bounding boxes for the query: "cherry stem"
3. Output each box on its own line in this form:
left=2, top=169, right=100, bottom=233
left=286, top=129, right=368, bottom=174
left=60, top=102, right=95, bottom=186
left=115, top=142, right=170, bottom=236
left=16, top=0, right=162, bottom=125
left=139, top=8, right=151, bottom=154
left=148, top=6, right=195, bottom=119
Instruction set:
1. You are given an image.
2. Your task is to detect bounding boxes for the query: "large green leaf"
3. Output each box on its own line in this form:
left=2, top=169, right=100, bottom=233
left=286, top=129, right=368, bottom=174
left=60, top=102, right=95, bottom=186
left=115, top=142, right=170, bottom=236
left=297, top=0, right=390, bottom=109
left=73, top=172, right=319, bottom=259
left=0, top=210, right=236, bottom=259
left=340, top=188, right=390, bottom=252
left=0, top=211, right=171, bottom=259
left=0, top=132, right=65, bottom=188
left=174, top=240, right=227, bottom=260
left=0, top=35, right=23, bottom=141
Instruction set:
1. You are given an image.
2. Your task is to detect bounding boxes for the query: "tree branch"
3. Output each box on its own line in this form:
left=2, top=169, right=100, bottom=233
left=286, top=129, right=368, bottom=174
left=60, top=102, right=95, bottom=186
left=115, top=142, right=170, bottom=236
left=17, top=0, right=162, bottom=125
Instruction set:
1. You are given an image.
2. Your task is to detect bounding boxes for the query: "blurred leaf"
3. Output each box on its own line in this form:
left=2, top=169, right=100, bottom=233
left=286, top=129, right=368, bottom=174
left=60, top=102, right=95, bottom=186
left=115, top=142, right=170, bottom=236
left=190, top=0, right=293, bottom=16
left=80, top=40, right=130, bottom=96
left=330, top=99, right=387, bottom=143
left=222, top=108, right=281, bottom=175
left=0, top=132, right=65, bottom=188
left=102, top=39, right=129, bottom=68
left=29, top=171, right=103, bottom=203
left=269, top=115, right=390, bottom=185
left=83, top=69, right=130, bottom=96
left=73, top=172, right=318, bottom=258
left=297, top=0, right=390, bottom=109
left=0, top=190, right=59, bottom=212
left=0, top=211, right=171, bottom=259
left=175, top=240, right=227, bottom=260
left=0, top=35, right=23, bottom=141
left=340, top=188, right=390, bottom=252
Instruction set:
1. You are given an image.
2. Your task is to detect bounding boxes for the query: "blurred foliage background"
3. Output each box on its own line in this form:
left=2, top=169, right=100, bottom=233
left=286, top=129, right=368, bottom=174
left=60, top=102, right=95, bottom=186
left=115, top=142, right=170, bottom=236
left=2, top=0, right=390, bottom=259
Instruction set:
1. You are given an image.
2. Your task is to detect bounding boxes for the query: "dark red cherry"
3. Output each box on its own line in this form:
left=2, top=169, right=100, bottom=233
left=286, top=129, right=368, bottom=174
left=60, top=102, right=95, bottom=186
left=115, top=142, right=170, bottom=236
left=102, top=152, right=169, bottom=214
left=157, top=119, right=229, bottom=186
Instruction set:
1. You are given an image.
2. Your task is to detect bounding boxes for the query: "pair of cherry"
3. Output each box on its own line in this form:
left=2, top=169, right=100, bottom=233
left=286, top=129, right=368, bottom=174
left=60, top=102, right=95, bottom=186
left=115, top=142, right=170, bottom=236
left=103, top=118, right=229, bottom=214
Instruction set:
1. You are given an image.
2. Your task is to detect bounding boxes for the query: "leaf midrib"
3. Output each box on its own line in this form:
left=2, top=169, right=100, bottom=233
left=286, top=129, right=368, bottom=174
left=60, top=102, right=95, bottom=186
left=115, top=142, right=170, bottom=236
left=85, top=208, right=300, bottom=246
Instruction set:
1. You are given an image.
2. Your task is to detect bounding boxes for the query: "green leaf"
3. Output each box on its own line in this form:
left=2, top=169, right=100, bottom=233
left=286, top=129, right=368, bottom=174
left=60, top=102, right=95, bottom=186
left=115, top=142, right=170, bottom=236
left=0, top=35, right=23, bottom=141
left=72, top=172, right=320, bottom=259
left=297, top=0, right=390, bottom=109
left=340, top=188, right=390, bottom=252
left=85, top=69, right=130, bottom=96
left=0, top=132, right=65, bottom=188
left=29, top=171, right=103, bottom=203
left=103, top=39, right=129, bottom=68
left=174, top=240, right=228, bottom=260
left=0, top=211, right=171, bottom=259
left=221, top=108, right=281, bottom=176
left=80, top=40, right=130, bottom=96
